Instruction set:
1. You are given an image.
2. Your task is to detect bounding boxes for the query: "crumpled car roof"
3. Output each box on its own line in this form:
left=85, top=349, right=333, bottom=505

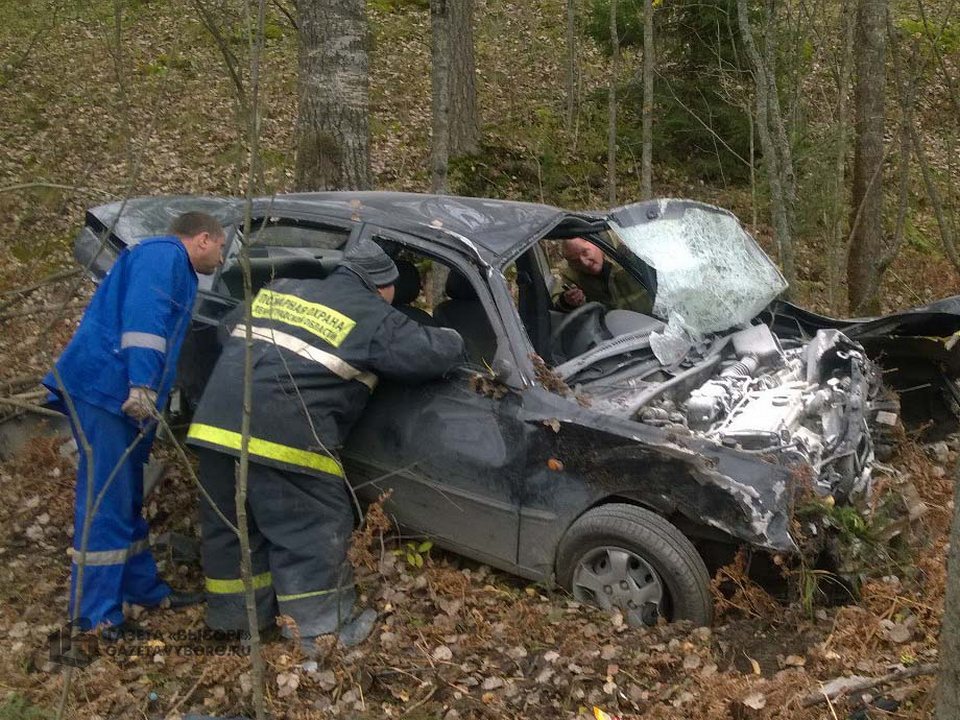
left=87, top=192, right=571, bottom=259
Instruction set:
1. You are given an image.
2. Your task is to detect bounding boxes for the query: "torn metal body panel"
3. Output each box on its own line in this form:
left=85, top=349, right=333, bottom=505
left=73, top=191, right=960, bottom=624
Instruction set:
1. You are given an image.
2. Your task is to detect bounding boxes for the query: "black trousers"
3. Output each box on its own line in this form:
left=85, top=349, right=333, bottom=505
left=196, top=448, right=356, bottom=636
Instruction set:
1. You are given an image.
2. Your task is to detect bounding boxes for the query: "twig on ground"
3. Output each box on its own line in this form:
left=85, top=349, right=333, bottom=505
left=0, top=374, right=42, bottom=392
left=165, top=666, right=210, bottom=718
left=402, top=683, right=436, bottom=717
left=0, top=268, right=82, bottom=307
left=0, top=302, right=86, bottom=321
left=0, top=397, right=61, bottom=417
left=800, top=663, right=938, bottom=707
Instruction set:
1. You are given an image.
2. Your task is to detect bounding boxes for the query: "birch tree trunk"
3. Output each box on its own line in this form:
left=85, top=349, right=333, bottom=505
left=607, top=0, right=618, bottom=206
left=430, top=0, right=451, bottom=194
left=448, top=0, right=479, bottom=157
left=641, top=0, right=654, bottom=199
left=846, top=0, right=888, bottom=315
left=294, top=0, right=371, bottom=190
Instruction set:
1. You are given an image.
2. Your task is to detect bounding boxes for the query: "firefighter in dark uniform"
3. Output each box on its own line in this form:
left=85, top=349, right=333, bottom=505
left=186, top=239, right=465, bottom=647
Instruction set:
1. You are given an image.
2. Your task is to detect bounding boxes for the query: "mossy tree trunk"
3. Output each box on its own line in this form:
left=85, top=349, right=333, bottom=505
left=846, top=0, right=888, bottom=315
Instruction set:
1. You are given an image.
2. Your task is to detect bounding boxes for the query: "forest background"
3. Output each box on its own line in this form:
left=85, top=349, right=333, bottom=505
left=0, top=0, right=958, bottom=718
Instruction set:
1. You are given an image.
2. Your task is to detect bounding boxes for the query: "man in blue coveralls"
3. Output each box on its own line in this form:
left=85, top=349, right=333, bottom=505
left=43, top=211, right=226, bottom=635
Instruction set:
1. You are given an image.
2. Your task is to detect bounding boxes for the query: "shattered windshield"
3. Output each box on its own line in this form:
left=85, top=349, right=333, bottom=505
left=609, top=200, right=787, bottom=337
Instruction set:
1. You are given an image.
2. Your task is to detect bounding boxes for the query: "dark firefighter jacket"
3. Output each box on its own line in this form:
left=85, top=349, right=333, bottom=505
left=186, top=266, right=466, bottom=478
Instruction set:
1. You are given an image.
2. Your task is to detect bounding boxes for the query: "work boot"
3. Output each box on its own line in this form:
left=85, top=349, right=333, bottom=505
left=99, top=620, right=145, bottom=644
left=337, top=608, right=377, bottom=648
left=299, top=608, right=378, bottom=656
left=159, top=591, right=204, bottom=609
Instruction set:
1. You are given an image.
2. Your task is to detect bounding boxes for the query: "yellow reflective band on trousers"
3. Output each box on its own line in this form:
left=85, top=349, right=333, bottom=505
left=186, top=424, right=344, bottom=478
left=252, top=289, right=356, bottom=348
left=276, top=587, right=337, bottom=602
left=205, top=571, right=273, bottom=594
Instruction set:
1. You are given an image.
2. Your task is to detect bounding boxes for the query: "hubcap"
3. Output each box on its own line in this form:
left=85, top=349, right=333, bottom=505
left=571, top=546, right=664, bottom=626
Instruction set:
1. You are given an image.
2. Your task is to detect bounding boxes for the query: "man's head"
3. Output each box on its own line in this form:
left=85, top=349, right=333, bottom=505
left=171, top=212, right=226, bottom=275
left=344, top=238, right=399, bottom=302
left=562, top=237, right=605, bottom=276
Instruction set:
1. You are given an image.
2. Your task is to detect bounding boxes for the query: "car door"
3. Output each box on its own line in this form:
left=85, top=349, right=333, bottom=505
left=341, top=226, right=526, bottom=570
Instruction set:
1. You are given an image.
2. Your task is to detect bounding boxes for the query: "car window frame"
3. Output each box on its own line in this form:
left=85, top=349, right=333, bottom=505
left=354, top=223, right=532, bottom=388
left=213, top=212, right=358, bottom=301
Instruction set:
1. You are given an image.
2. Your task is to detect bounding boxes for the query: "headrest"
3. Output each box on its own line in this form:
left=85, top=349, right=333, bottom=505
left=343, top=238, right=399, bottom=287
left=445, top=271, right=478, bottom=301
left=392, top=258, right=422, bottom=306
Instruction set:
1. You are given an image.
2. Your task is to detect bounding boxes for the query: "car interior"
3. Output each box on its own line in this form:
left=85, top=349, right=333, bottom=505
left=214, top=217, right=661, bottom=372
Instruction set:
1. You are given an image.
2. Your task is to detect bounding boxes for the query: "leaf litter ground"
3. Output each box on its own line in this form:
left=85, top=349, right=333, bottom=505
left=0, top=426, right=955, bottom=719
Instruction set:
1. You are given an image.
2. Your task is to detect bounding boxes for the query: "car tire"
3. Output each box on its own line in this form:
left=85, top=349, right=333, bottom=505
left=556, top=503, right=713, bottom=626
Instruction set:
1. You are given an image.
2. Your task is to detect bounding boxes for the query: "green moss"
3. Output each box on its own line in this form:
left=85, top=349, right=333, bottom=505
left=0, top=695, right=49, bottom=720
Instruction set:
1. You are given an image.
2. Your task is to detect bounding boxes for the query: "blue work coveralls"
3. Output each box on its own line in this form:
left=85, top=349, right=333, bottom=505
left=43, top=236, right=198, bottom=628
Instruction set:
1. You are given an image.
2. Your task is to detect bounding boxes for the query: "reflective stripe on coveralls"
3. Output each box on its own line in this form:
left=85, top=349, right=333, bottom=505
left=186, top=423, right=345, bottom=477
left=230, top=326, right=378, bottom=390
left=67, top=401, right=170, bottom=627
left=70, top=538, right=151, bottom=566
left=120, top=331, right=168, bottom=353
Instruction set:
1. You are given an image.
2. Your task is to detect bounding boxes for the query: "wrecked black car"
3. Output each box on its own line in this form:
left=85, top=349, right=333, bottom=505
left=76, top=193, right=960, bottom=627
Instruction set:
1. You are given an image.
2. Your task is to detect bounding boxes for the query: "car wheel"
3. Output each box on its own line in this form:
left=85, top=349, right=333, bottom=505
left=556, top=504, right=713, bottom=627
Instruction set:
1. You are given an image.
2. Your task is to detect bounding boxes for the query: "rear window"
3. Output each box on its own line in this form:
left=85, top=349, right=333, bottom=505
left=249, top=222, right=349, bottom=250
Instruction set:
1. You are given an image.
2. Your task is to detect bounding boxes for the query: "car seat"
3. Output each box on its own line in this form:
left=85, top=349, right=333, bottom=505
left=434, top=271, right=497, bottom=364
left=391, top=258, right=436, bottom=326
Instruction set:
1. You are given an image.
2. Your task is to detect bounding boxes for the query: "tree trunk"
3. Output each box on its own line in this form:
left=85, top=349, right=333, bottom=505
left=448, top=0, right=479, bottom=157
left=294, top=0, right=370, bottom=190
left=607, top=0, right=618, bottom=206
left=936, top=462, right=960, bottom=717
left=736, top=0, right=795, bottom=290
left=846, top=0, right=888, bottom=315
left=565, top=0, right=577, bottom=132
left=430, top=0, right=451, bottom=194
left=641, top=0, right=654, bottom=199
left=826, top=0, right=857, bottom=314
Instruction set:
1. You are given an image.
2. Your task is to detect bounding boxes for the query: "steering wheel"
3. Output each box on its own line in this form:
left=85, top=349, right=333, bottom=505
left=550, top=301, right=607, bottom=360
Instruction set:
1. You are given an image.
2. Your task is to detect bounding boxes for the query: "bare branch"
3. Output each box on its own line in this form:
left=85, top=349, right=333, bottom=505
left=0, top=182, right=116, bottom=197
left=800, top=663, right=938, bottom=707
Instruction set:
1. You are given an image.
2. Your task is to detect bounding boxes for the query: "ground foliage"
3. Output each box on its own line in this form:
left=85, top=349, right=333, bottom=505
left=0, top=432, right=954, bottom=718
left=0, top=0, right=958, bottom=717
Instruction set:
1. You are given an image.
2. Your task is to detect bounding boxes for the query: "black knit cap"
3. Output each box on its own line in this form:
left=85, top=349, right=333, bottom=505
left=343, top=238, right=399, bottom=287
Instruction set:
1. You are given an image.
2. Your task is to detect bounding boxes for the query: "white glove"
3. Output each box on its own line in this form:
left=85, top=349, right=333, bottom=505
left=121, top=386, right=158, bottom=421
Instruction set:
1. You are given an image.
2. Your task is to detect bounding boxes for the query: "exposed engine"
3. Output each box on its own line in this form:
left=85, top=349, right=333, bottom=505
left=634, top=324, right=896, bottom=498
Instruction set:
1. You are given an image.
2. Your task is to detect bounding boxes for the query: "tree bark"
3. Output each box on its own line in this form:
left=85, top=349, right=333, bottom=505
left=736, top=0, right=796, bottom=290
left=565, top=0, right=577, bottom=132
left=448, top=0, right=479, bottom=157
left=641, top=0, right=654, bottom=199
left=936, top=461, right=960, bottom=717
left=826, top=0, right=858, bottom=314
left=607, top=0, right=618, bottom=206
left=430, top=0, right=451, bottom=194
left=294, top=0, right=370, bottom=190
left=846, top=0, right=888, bottom=315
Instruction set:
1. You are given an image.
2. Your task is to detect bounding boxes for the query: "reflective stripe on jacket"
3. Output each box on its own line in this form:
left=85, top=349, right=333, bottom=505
left=186, top=266, right=466, bottom=477
left=43, top=236, right=198, bottom=418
